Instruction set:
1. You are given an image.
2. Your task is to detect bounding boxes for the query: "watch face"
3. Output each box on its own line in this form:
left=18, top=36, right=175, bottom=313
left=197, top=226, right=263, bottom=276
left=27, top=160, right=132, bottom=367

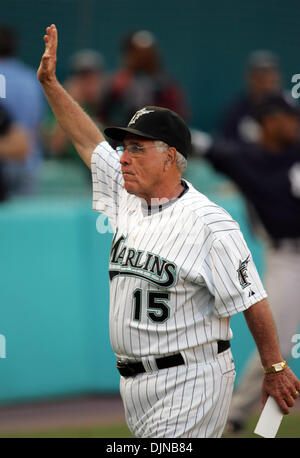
left=264, top=361, right=286, bottom=374
left=273, top=362, right=285, bottom=372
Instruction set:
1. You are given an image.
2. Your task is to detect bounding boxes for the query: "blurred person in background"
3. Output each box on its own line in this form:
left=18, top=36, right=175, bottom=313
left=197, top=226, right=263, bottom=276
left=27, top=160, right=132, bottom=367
left=219, top=50, right=299, bottom=245
left=193, top=93, right=300, bottom=433
left=220, top=50, right=283, bottom=144
left=0, top=101, right=28, bottom=201
left=43, top=49, right=107, bottom=179
left=99, top=30, right=189, bottom=128
left=0, top=25, right=44, bottom=196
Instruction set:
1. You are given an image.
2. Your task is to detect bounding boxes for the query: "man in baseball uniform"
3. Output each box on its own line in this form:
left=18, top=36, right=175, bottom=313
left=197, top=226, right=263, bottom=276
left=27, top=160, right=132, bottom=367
left=37, top=25, right=300, bottom=438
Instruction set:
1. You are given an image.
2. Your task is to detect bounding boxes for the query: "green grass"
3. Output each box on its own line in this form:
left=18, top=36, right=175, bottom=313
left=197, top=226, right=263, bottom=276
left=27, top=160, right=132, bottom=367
left=223, top=412, right=300, bottom=438
left=0, top=413, right=299, bottom=438
left=0, top=422, right=133, bottom=438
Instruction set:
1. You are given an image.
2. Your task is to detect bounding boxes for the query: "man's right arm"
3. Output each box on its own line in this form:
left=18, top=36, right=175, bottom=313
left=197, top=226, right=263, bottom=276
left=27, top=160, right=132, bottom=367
left=244, top=298, right=300, bottom=414
left=37, top=24, right=104, bottom=168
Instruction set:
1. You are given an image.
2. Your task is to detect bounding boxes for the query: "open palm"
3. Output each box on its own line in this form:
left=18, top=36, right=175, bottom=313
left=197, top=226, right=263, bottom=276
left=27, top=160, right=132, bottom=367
left=37, top=24, right=58, bottom=83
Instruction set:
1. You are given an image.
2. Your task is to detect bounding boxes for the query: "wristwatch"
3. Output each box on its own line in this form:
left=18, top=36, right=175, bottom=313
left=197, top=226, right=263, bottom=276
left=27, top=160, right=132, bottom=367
left=263, top=360, right=287, bottom=374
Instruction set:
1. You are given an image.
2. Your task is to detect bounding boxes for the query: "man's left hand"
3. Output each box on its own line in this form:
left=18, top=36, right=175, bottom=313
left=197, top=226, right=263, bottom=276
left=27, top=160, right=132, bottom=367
left=262, top=366, right=300, bottom=414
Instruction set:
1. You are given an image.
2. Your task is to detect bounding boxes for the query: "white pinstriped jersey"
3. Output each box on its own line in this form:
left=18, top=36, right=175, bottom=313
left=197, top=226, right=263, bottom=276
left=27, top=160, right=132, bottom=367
left=91, top=141, right=267, bottom=360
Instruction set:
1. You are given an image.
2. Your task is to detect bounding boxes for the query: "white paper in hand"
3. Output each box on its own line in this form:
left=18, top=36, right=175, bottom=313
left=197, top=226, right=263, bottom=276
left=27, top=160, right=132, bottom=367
left=254, top=396, right=284, bottom=438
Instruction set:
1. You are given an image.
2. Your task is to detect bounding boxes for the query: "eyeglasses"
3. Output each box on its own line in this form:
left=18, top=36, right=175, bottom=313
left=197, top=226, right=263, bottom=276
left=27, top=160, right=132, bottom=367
left=116, top=144, right=159, bottom=155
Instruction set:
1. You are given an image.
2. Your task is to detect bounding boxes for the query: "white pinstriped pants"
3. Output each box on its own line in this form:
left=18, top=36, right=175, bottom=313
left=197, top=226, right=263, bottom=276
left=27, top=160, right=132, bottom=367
left=119, top=345, right=235, bottom=438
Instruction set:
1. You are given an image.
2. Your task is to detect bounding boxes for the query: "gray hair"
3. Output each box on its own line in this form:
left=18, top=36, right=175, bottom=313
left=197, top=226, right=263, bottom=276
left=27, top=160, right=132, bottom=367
left=154, top=141, right=187, bottom=174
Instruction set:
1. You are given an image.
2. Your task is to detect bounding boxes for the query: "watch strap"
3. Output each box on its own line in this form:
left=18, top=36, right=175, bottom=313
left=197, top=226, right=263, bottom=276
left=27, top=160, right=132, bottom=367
left=263, top=360, right=287, bottom=374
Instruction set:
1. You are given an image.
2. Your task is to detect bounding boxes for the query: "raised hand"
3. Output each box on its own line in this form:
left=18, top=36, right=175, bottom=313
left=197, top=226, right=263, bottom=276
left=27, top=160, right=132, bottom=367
left=37, top=23, right=104, bottom=166
left=37, top=24, right=58, bottom=84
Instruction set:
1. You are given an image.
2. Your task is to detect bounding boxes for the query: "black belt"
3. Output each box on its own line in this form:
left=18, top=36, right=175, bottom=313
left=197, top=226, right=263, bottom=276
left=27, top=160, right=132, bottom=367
left=117, top=340, right=230, bottom=377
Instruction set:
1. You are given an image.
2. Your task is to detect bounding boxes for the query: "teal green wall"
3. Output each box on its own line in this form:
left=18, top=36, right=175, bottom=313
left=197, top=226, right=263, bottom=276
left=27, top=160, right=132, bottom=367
left=0, top=194, right=117, bottom=403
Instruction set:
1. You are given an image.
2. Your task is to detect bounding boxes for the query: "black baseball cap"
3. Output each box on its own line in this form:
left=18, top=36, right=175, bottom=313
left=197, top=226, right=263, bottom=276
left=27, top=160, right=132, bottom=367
left=104, top=106, right=191, bottom=158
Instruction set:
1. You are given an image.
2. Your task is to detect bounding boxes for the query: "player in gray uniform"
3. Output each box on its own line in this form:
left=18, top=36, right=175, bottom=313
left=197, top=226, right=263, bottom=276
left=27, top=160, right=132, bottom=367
left=37, top=24, right=300, bottom=438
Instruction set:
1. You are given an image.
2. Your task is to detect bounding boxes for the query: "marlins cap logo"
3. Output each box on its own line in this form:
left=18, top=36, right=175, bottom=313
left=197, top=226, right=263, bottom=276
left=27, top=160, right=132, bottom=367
left=128, top=108, right=155, bottom=126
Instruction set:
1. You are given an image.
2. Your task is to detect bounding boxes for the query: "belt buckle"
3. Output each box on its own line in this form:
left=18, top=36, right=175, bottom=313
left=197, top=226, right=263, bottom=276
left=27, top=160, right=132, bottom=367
left=116, top=359, right=136, bottom=377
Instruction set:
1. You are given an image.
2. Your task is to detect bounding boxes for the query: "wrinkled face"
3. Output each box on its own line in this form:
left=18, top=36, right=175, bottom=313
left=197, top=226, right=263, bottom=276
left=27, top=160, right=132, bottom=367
left=119, top=135, right=168, bottom=199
